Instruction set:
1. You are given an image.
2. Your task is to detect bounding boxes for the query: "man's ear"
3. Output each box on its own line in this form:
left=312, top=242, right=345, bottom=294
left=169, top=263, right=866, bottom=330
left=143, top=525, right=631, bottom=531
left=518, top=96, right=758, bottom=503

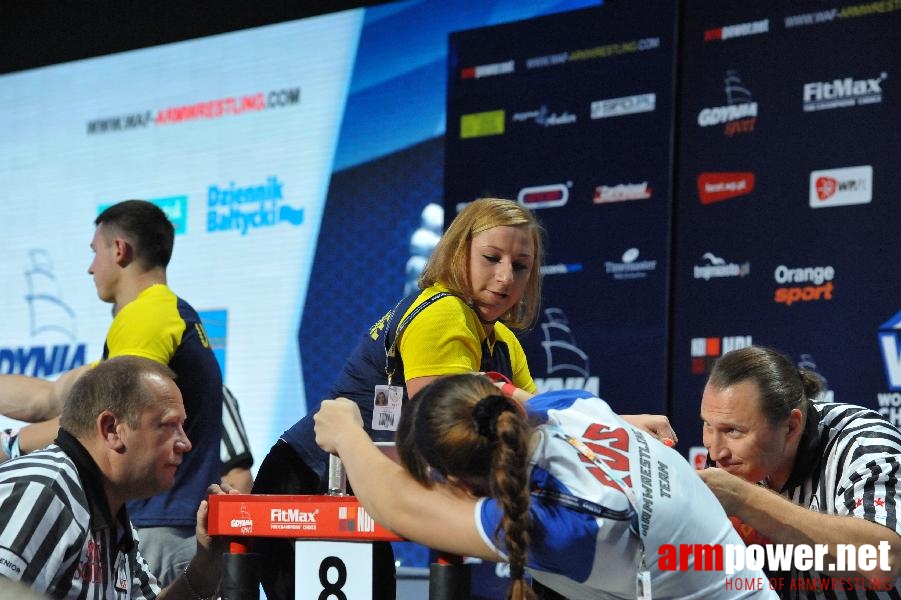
left=112, top=238, right=133, bottom=267
left=786, top=408, right=804, bottom=443
left=98, top=411, right=126, bottom=451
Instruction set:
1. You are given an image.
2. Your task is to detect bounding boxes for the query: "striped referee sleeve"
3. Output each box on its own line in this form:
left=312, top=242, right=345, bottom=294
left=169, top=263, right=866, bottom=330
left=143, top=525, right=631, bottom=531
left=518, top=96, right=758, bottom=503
left=821, top=403, right=901, bottom=533
left=220, top=386, right=253, bottom=473
left=130, top=524, right=163, bottom=600
left=779, top=403, right=901, bottom=599
left=0, top=454, right=88, bottom=595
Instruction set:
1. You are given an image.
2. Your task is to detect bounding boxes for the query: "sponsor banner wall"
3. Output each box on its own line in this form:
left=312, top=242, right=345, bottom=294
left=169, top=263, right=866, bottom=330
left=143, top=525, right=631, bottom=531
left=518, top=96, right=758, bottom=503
left=670, top=0, right=901, bottom=450
left=444, top=4, right=676, bottom=595
left=445, top=1, right=677, bottom=418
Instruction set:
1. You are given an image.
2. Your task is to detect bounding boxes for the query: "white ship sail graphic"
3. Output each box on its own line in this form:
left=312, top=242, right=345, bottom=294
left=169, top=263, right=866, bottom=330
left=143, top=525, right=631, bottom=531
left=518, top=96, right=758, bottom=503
left=25, top=249, right=77, bottom=340
left=540, top=308, right=589, bottom=377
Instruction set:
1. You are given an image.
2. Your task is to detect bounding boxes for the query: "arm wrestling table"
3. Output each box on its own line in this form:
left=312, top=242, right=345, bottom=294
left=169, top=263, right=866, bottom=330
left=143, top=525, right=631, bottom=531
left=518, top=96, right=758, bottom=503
left=207, top=454, right=471, bottom=599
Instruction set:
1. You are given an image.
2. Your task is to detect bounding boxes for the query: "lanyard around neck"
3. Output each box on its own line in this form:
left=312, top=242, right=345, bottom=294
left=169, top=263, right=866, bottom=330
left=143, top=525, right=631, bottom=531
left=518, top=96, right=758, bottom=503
left=383, top=291, right=453, bottom=384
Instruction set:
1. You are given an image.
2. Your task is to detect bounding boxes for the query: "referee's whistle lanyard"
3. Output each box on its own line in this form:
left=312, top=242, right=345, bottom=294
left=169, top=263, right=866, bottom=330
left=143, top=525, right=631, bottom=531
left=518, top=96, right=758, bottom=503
left=549, top=426, right=653, bottom=599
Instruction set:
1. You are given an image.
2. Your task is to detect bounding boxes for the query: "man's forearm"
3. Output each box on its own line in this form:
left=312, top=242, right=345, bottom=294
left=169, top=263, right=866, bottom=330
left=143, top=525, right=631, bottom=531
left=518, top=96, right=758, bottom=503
left=735, top=483, right=901, bottom=578
left=0, top=366, right=91, bottom=422
left=0, top=375, right=55, bottom=421
left=18, top=418, right=61, bottom=454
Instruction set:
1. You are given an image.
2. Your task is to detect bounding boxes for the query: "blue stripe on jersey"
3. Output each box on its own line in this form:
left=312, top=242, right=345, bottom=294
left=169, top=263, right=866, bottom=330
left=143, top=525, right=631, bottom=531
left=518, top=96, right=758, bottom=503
left=525, top=389, right=594, bottom=424
left=480, top=462, right=636, bottom=584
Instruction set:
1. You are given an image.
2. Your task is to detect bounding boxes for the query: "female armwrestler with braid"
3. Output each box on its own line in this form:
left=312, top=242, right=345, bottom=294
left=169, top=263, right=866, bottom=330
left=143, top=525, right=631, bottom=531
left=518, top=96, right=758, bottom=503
left=315, top=373, right=776, bottom=599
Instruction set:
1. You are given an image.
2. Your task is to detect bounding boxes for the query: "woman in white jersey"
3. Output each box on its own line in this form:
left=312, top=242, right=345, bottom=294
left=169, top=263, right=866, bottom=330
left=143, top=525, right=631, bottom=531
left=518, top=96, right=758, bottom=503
left=315, top=373, right=777, bottom=599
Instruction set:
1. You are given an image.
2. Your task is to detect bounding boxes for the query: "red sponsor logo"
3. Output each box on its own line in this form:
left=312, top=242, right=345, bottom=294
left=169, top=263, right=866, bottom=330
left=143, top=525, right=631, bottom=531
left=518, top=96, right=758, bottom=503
left=691, top=336, right=752, bottom=374
left=704, top=27, right=723, bottom=41
left=703, top=19, right=769, bottom=42
left=697, top=172, right=755, bottom=204
left=459, top=60, right=515, bottom=80
left=517, top=184, right=569, bottom=209
left=809, top=165, right=872, bottom=208
left=524, top=189, right=563, bottom=203
left=815, top=176, right=837, bottom=200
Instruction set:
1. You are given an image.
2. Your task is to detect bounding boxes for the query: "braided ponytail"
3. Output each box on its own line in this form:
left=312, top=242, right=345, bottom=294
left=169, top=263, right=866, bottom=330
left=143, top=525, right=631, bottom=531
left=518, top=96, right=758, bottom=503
left=397, top=373, right=539, bottom=599
left=492, top=411, right=538, bottom=600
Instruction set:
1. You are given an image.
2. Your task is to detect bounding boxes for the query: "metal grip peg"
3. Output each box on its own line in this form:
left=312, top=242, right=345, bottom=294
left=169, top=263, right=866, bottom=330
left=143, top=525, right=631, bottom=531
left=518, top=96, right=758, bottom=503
left=327, top=453, right=347, bottom=496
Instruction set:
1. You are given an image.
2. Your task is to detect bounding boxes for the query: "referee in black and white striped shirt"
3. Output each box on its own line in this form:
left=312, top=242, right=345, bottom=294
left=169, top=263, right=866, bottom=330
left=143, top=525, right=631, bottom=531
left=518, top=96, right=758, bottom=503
left=700, top=345, right=901, bottom=599
left=0, top=356, right=231, bottom=599
left=220, top=385, right=254, bottom=492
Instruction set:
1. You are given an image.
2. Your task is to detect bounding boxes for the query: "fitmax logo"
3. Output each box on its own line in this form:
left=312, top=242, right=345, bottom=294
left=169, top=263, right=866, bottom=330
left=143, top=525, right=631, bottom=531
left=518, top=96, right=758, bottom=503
left=270, top=509, right=318, bottom=523
left=879, top=310, right=901, bottom=391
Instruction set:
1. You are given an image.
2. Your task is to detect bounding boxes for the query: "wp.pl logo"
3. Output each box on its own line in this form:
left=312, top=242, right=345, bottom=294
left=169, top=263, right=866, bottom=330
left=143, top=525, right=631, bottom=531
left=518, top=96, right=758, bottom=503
left=809, top=165, right=872, bottom=208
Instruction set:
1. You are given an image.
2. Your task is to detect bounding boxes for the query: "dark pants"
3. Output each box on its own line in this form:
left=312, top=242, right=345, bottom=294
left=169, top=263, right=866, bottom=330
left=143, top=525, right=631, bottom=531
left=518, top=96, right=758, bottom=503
left=251, top=439, right=397, bottom=600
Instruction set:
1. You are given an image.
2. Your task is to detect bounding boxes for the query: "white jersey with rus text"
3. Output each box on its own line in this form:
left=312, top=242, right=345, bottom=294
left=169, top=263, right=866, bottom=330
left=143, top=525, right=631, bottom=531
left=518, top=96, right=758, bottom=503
left=476, top=389, right=776, bottom=599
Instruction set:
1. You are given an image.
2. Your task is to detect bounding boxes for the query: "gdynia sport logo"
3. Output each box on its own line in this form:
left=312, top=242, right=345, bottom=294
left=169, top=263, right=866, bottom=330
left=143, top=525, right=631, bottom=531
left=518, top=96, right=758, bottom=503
left=658, top=541, right=894, bottom=592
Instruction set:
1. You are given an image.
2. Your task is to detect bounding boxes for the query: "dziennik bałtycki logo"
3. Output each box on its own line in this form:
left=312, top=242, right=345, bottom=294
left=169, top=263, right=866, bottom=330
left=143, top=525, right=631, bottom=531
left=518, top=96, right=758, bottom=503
left=207, top=176, right=304, bottom=235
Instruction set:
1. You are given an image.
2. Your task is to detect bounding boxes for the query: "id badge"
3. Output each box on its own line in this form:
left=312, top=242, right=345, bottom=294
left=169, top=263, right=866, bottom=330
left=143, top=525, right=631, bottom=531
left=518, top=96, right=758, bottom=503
left=636, top=569, right=652, bottom=600
left=115, top=552, right=129, bottom=592
left=372, top=384, right=403, bottom=431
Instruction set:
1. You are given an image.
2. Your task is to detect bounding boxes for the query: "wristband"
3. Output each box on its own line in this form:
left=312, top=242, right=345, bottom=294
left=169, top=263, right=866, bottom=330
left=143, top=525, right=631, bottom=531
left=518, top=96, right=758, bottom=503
left=483, top=372, right=527, bottom=417
left=1, top=429, right=20, bottom=460
left=483, top=371, right=512, bottom=384
left=484, top=372, right=516, bottom=396
left=9, top=435, right=21, bottom=459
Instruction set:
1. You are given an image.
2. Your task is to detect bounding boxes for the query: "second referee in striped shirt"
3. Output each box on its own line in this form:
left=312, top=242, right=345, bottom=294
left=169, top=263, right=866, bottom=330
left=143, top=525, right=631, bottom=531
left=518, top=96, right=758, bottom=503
left=0, top=356, right=236, bottom=599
